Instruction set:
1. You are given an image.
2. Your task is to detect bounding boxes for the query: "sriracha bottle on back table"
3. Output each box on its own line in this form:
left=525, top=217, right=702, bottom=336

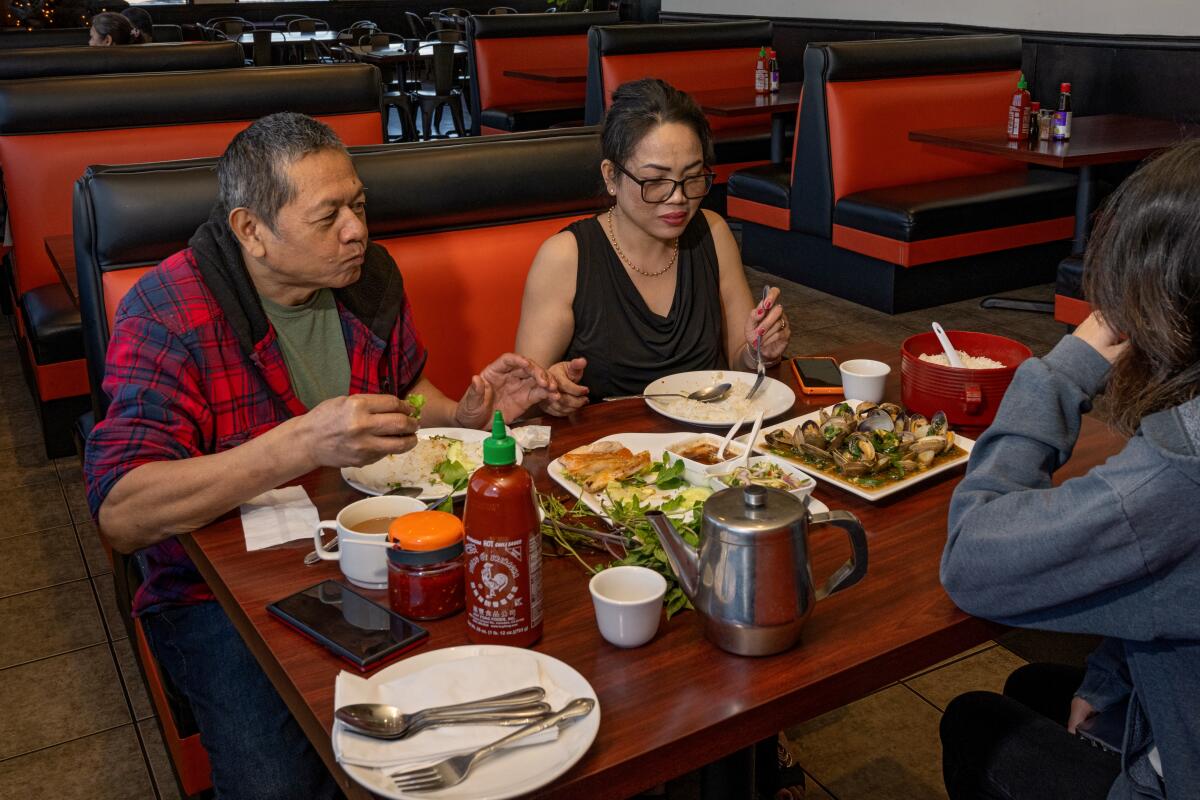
left=464, top=412, right=543, bottom=647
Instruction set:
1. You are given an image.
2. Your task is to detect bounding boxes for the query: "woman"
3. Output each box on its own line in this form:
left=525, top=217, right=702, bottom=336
left=939, top=139, right=1200, bottom=799
left=122, top=7, right=154, bottom=44
left=515, top=78, right=790, bottom=415
left=88, top=11, right=132, bottom=46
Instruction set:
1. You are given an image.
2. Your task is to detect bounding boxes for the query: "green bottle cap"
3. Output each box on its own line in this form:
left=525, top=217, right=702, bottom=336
left=1017, top=74, right=1028, bottom=90
left=482, top=410, right=516, bottom=466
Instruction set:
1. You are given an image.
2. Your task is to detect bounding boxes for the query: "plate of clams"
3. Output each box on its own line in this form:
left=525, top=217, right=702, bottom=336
left=738, top=400, right=974, bottom=501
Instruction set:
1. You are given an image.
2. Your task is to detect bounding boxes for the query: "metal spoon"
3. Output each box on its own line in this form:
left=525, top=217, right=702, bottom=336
left=336, top=687, right=549, bottom=739
left=603, top=382, right=732, bottom=403
left=384, top=485, right=423, bottom=497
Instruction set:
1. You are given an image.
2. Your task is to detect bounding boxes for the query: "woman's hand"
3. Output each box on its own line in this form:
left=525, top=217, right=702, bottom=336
left=453, top=353, right=552, bottom=428
left=1072, top=312, right=1128, bottom=365
left=742, top=286, right=790, bottom=365
left=1067, top=696, right=1099, bottom=734
left=541, top=358, right=589, bottom=417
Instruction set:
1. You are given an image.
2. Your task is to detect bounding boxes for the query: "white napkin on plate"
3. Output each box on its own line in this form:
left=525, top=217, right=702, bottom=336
left=334, top=654, right=568, bottom=769
left=239, top=486, right=319, bottom=552
left=512, top=425, right=551, bottom=452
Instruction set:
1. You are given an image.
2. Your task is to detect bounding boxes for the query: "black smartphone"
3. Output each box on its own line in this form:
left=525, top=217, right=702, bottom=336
left=1075, top=698, right=1128, bottom=754
left=267, top=580, right=428, bottom=671
left=790, top=356, right=844, bottom=395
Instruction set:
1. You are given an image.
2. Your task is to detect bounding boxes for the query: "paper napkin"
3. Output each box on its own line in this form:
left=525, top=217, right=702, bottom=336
left=512, top=425, right=551, bottom=452
left=239, top=486, right=319, bottom=552
left=334, top=653, right=568, bottom=770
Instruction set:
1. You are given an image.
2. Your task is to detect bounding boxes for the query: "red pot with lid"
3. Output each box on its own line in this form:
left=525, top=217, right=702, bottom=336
left=900, top=331, right=1032, bottom=437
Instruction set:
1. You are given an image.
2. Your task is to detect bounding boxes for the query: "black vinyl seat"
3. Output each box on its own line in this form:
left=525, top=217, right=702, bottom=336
left=479, top=102, right=584, bottom=133
left=727, top=163, right=791, bottom=209
left=21, top=285, right=84, bottom=364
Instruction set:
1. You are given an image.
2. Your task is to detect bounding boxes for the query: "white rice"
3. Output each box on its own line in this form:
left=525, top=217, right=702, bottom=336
left=657, top=379, right=766, bottom=422
left=370, top=437, right=481, bottom=488
left=919, top=351, right=1006, bottom=370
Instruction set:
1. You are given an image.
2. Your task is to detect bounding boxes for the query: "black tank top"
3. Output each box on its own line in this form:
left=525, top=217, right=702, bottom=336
left=563, top=212, right=728, bottom=399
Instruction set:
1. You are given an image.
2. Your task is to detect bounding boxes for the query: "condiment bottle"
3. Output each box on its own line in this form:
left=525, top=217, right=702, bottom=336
left=754, top=47, right=768, bottom=94
left=387, top=511, right=465, bottom=621
left=1006, top=73, right=1031, bottom=141
left=463, top=412, right=543, bottom=646
left=1053, top=82, right=1072, bottom=141
left=1027, top=101, right=1041, bottom=145
left=767, top=48, right=780, bottom=93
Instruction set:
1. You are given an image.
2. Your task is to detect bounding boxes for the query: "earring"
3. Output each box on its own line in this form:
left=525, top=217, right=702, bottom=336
left=608, top=187, right=615, bottom=195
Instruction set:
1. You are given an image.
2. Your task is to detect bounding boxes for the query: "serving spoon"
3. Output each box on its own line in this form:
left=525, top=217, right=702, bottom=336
left=603, top=382, right=732, bottom=404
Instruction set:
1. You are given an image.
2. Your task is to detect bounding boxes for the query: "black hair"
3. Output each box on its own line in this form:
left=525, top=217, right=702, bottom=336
left=91, top=12, right=132, bottom=45
left=601, top=78, right=715, bottom=168
left=217, top=112, right=348, bottom=232
left=122, top=7, right=154, bottom=44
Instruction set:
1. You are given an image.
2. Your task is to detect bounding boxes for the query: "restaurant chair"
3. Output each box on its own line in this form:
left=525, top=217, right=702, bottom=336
left=405, top=11, right=429, bottom=40
left=429, top=12, right=455, bottom=32
left=252, top=29, right=273, bottom=67
left=441, top=7, right=472, bottom=18
left=727, top=35, right=1076, bottom=313
left=210, top=19, right=246, bottom=39
left=415, top=42, right=467, bottom=139
left=466, top=10, right=617, bottom=135
left=152, top=24, right=183, bottom=42
left=488, top=6, right=518, bottom=13
left=273, top=13, right=311, bottom=25
left=426, top=28, right=465, bottom=43
left=0, top=64, right=386, bottom=456
left=585, top=20, right=781, bottom=184
left=287, top=17, right=330, bottom=33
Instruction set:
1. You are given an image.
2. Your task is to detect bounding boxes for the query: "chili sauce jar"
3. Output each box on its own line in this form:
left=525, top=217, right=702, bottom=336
left=386, top=511, right=465, bottom=620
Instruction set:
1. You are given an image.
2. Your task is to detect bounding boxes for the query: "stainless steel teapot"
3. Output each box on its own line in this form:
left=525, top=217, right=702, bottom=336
left=646, top=485, right=868, bottom=656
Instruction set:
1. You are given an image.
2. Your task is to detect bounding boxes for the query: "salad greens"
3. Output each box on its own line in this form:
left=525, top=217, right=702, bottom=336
left=405, top=393, right=426, bottom=419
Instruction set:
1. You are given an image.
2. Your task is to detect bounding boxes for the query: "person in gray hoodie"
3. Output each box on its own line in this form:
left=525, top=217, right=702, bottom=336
left=939, top=138, right=1200, bottom=800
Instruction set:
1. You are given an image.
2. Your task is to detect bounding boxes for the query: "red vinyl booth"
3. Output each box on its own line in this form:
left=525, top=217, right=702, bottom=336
left=728, top=35, right=1076, bottom=313
left=0, top=64, right=384, bottom=456
left=466, top=10, right=616, bottom=136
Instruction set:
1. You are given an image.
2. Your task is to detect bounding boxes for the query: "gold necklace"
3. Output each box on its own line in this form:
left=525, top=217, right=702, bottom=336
left=606, top=208, right=679, bottom=278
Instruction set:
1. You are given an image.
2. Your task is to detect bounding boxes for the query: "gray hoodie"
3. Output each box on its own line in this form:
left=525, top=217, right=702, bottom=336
left=942, top=334, right=1200, bottom=800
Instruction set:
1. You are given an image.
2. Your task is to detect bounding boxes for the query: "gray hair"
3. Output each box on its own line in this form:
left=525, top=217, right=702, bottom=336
left=217, top=112, right=348, bottom=232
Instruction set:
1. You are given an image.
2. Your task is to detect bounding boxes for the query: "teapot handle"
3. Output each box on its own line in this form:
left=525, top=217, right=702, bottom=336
left=808, top=510, right=869, bottom=600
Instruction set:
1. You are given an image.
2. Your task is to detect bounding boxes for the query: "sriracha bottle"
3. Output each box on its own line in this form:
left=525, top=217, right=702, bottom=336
left=463, top=412, right=543, bottom=647
left=1006, top=74, right=1031, bottom=141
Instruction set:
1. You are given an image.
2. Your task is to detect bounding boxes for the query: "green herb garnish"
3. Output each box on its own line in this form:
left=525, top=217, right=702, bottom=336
left=406, top=393, right=426, bottom=419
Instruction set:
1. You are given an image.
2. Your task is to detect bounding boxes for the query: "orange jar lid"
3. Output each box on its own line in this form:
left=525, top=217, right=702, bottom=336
left=388, top=511, right=464, bottom=551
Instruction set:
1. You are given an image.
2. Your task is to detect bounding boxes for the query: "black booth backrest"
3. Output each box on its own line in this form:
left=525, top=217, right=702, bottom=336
left=0, top=64, right=381, bottom=134
left=73, top=129, right=604, bottom=415
left=0, top=42, right=245, bottom=81
left=817, top=34, right=1022, bottom=81
left=0, top=28, right=90, bottom=50
left=590, top=19, right=771, bottom=55
left=467, top=9, right=618, bottom=39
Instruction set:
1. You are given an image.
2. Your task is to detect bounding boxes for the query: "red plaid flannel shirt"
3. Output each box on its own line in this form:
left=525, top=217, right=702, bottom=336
left=84, top=248, right=426, bottom=616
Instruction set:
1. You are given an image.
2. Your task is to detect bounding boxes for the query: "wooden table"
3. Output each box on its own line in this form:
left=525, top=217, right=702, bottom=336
left=910, top=114, right=1200, bottom=254
left=502, top=67, right=586, bottom=83
left=180, top=342, right=1125, bottom=799
left=44, top=234, right=77, bottom=307
left=691, top=82, right=801, bottom=164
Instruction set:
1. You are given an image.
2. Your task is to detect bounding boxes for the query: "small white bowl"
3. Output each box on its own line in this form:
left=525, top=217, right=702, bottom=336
left=705, top=456, right=816, bottom=501
left=589, top=566, right=667, bottom=648
left=839, top=359, right=891, bottom=404
left=664, top=434, right=745, bottom=483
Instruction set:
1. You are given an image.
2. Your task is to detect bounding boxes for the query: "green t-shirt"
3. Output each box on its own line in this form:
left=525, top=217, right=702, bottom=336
left=261, top=288, right=351, bottom=410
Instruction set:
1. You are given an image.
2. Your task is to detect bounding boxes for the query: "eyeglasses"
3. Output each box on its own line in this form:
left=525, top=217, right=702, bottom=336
left=611, top=162, right=715, bottom=203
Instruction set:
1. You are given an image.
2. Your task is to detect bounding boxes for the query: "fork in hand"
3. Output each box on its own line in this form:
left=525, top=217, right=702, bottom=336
left=745, top=286, right=770, bottom=400
left=390, top=697, right=595, bottom=793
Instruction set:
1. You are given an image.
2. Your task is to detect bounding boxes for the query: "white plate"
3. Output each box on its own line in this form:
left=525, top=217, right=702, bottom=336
left=333, top=645, right=600, bottom=800
left=549, top=432, right=828, bottom=519
left=738, top=401, right=975, bottom=502
left=641, top=370, right=795, bottom=428
left=342, top=428, right=523, bottom=500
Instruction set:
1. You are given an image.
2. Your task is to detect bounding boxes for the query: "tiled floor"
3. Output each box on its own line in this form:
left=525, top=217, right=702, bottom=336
left=0, top=258, right=1075, bottom=798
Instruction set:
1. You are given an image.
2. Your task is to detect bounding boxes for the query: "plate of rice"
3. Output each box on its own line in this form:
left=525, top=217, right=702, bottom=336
left=641, top=370, right=796, bottom=428
left=341, top=428, right=522, bottom=499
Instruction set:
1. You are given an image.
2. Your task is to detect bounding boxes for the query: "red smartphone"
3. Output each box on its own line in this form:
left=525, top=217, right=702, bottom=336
left=791, top=356, right=844, bottom=395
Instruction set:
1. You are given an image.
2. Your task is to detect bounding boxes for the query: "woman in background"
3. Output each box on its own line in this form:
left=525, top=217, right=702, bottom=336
left=88, top=11, right=132, bottom=46
left=122, top=7, right=154, bottom=44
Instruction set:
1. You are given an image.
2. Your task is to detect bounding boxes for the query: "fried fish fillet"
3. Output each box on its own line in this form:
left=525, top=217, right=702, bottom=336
left=561, top=442, right=651, bottom=492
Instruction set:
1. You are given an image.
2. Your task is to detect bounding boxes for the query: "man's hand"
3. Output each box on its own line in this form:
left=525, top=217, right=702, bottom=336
left=1067, top=696, right=1099, bottom=734
left=1072, top=311, right=1128, bottom=365
left=743, top=286, right=790, bottom=365
left=454, top=353, right=552, bottom=428
left=299, top=394, right=419, bottom=468
left=541, top=358, right=589, bottom=417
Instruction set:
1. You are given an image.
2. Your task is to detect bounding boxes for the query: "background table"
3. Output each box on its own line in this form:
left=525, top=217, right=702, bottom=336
left=691, top=82, right=801, bottom=164
left=180, top=342, right=1125, bottom=799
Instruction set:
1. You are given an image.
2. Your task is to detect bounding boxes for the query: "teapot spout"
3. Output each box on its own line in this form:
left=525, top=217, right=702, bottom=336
left=644, top=510, right=700, bottom=601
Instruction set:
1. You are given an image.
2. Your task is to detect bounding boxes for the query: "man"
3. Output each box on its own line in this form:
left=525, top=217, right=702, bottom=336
left=84, top=113, right=557, bottom=798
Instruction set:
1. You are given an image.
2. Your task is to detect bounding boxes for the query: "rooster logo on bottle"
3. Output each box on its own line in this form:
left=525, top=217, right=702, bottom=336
left=479, top=562, right=510, bottom=599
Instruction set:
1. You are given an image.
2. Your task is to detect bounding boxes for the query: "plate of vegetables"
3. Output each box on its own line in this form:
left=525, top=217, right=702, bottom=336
left=342, top=428, right=522, bottom=500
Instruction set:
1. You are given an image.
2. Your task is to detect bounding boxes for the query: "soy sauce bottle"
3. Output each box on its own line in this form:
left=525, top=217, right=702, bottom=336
left=463, top=412, right=543, bottom=646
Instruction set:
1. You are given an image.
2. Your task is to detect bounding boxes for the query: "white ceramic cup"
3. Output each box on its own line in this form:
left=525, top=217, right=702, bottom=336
left=313, top=495, right=425, bottom=589
left=839, top=359, right=891, bottom=404
left=589, top=566, right=668, bottom=648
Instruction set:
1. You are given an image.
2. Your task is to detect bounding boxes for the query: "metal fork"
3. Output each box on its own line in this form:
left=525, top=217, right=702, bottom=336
left=390, top=697, right=595, bottom=792
left=745, top=287, right=769, bottom=400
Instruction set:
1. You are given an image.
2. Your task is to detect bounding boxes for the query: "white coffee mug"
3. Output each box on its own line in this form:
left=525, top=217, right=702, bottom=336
left=589, top=566, right=667, bottom=648
left=313, top=495, right=425, bottom=589
left=839, top=359, right=891, bottom=404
